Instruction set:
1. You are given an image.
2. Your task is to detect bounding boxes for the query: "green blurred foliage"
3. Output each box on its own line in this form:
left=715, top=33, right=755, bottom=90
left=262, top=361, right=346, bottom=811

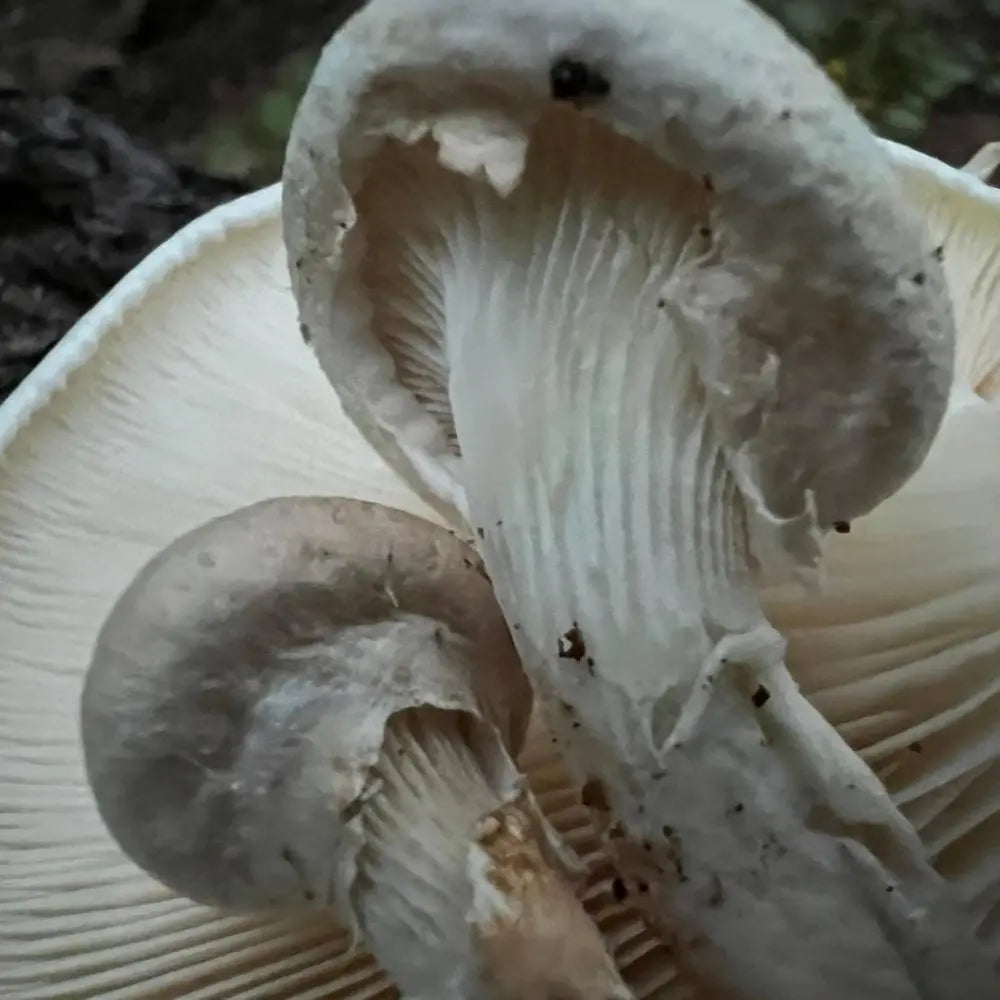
left=201, top=50, right=315, bottom=182
left=203, top=1, right=1000, bottom=180
left=758, top=0, right=1000, bottom=139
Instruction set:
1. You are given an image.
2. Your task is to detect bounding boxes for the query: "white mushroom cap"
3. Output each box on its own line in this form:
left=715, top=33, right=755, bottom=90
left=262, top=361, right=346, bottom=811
left=1, top=139, right=998, bottom=998
left=284, top=0, right=954, bottom=561
left=80, top=496, right=530, bottom=912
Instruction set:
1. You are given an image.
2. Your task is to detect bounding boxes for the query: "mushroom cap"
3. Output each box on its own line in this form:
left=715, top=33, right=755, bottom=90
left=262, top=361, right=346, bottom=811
left=284, top=0, right=954, bottom=564
left=81, top=495, right=531, bottom=914
left=1, top=140, right=997, bottom=996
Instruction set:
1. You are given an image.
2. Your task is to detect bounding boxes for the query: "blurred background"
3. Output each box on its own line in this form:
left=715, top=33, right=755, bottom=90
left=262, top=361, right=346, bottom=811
left=2, top=0, right=999, bottom=399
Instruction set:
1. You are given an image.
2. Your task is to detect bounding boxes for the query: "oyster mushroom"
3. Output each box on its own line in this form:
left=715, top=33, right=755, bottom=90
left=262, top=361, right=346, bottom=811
left=1, top=137, right=998, bottom=1000
left=79, top=495, right=632, bottom=1000
left=282, top=1, right=996, bottom=996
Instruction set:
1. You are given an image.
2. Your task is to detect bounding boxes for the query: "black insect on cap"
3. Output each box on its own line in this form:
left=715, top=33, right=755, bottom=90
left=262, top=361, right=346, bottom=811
left=550, top=57, right=611, bottom=102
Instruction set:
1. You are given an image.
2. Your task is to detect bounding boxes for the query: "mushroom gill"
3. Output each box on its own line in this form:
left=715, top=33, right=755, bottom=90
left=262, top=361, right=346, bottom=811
left=349, top=110, right=710, bottom=463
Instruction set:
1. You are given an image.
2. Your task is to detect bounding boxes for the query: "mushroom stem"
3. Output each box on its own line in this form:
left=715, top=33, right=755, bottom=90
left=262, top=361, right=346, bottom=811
left=359, top=707, right=632, bottom=999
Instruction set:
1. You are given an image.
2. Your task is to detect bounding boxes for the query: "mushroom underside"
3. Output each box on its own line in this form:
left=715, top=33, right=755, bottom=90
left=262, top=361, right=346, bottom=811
left=1, top=129, right=999, bottom=996
left=346, top=109, right=711, bottom=463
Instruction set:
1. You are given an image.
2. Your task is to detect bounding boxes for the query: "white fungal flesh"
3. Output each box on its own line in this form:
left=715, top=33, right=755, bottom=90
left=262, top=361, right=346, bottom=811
left=429, top=130, right=992, bottom=1000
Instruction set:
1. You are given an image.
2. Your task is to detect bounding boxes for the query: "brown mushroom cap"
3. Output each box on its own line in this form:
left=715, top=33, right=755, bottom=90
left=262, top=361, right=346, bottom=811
left=81, top=496, right=530, bottom=914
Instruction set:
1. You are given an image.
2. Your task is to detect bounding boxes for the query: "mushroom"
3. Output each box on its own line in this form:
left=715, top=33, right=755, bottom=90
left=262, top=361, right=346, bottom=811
left=282, top=1, right=995, bottom=996
left=79, top=495, right=632, bottom=1000
left=1, top=133, right=998, bottom=999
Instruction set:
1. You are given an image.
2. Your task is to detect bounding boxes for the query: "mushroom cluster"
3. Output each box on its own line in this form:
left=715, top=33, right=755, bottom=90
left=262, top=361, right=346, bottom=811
left=1, top=2, right=999, bottom=1000
left=282, top=0, right=995, bottom=996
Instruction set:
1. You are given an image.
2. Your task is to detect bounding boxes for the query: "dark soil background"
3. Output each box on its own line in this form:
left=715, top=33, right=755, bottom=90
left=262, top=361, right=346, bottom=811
left=2, top=0, right=999, bottom=403
left=0, top=0, right=363, bottom=400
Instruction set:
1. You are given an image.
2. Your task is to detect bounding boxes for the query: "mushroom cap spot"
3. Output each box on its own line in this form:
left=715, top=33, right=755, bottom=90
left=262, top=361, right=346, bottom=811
left=284, top=0, right=954, bottom=558
left=81, top=496, right=530, bottom=913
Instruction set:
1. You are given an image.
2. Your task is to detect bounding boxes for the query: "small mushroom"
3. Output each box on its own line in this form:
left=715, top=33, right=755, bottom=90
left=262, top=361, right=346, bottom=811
left=80, top=496, right=631, bottom=1000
